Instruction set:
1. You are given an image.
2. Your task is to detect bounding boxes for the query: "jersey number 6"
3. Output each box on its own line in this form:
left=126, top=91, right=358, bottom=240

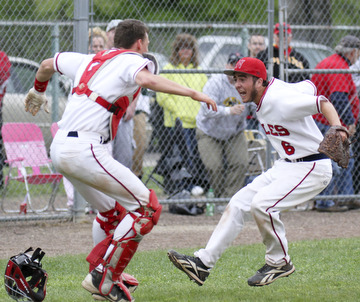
left=281, top=141, right=295, bottom=155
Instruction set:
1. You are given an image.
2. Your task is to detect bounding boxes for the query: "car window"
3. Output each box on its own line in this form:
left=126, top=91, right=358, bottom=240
left=7, top=60, right=69, bottom=97
left=199, top=42, right=215, bottom=62
left=295, top=47, right=333, bottom=69
left=7, top=62, right=38, bottom=94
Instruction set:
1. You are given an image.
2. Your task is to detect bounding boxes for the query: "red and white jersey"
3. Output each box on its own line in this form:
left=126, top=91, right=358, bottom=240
left=257, top=78, right=325, bottom=160
left=53, top=51, right=155, bottom=140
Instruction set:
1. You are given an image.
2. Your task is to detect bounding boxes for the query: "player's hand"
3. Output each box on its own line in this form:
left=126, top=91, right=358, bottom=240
left=348, top=124, right=356, bottom=137
left=24, top=88, right=50, bottom=116
left=230, top=104, right=245, bottom=115
left=192, top=91, right=217, bottom=112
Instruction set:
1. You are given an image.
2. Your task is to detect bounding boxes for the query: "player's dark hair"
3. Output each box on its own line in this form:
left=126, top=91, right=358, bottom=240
left=114, top=19, right=149, bottom=49
left=252, top=75, right=268, bottom=86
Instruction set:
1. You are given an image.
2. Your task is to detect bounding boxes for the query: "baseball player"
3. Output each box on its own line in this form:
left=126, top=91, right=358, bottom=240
left=24, top=19, right=217, bottom=302
left=168, top=57, right=346, bottom=287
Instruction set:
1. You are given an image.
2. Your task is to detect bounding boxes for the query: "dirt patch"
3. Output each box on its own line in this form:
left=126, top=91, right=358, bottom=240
left=1, top=207, right=359, bottom=259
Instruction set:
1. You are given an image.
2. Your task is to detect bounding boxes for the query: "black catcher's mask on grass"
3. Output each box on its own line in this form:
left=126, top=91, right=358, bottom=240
left=4, top=247, right=48, bottom=302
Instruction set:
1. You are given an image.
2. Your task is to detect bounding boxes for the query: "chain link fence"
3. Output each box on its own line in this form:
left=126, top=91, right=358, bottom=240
left=0, top=0, right=360, bottom=220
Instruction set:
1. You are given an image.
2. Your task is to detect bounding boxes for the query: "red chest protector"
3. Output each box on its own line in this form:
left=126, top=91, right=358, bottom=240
left=72, top=49, right=141, bottom=140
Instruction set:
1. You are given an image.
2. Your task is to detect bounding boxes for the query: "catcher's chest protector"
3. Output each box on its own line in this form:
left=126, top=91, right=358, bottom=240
left=72, top=49, right=141, bottom=140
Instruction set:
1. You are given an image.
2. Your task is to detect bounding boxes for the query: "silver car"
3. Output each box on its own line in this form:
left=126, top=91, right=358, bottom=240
left=198, top=35, right=334, bottom=70
left=3, top=57, right=70, bottom=147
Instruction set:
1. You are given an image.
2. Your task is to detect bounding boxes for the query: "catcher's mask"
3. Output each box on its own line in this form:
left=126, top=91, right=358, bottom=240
left=4, top=247, right=48, bottom=302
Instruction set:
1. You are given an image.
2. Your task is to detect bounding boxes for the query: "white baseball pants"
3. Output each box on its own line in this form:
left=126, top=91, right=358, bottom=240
left=50, top=129, right=150, bottom=213
left=195, top=158, right=332, bottom=267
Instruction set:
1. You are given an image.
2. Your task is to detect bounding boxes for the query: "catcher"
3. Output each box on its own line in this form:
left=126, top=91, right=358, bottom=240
left=24, top=19, right=216, bottom=302
left=168, top=57, right=349, bottom=288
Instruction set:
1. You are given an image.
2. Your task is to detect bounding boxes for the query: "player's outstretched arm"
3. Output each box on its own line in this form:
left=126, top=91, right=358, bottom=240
left=24, top=58, right=55, bottom=116
left=320, top=97, right=341, bottom=126
left=135, top=68, right=217, bottom=112
left=320, top=97, right=348, bottom=140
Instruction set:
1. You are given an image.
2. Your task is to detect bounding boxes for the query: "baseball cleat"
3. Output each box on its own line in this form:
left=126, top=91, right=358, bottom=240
left=82, top=270, right=134, bottom=302
left=247, top=261, right=295, bottom=286
left=167, top=249, right=210, bottom=286
left=92, top=273, right=138, bottom=301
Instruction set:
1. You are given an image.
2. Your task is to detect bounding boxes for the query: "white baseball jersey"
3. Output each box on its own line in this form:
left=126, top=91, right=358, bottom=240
left=54, top=51, right=154, bottom=141
left=257, top=78, right=324, bottom=160
left=50, top=51, right=155, bottom=213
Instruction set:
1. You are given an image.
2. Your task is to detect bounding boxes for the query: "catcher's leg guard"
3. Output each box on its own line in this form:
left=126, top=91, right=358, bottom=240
left=88, top=202, right=139, bottom=296
left=89, top=202, right=128, bottom=272
left=96, top=202, right=128, bottom=236
left=94, top=190, right=162, bottom=298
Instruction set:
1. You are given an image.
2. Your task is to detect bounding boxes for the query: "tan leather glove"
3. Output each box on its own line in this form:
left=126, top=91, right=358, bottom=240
left=24, top=88, right=50, bottom=116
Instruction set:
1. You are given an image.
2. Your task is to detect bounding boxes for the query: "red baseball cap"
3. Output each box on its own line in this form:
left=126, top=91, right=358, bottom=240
left=274, top=23, right=292, bottom=35
left=224, top=57, right=267, bottom=81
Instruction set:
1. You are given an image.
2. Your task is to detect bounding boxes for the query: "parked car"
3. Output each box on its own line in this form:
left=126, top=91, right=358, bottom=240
left=149, top=51, right=169, bottom=71
left=198, top=35, right=334, bottom=70
left=3, top=57, right=70, bottom=147
left=198, top=35, right=245, bottom=70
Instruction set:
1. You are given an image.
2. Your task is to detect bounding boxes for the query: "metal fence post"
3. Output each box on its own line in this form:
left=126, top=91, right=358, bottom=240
left=51, top=23, right=60, bottom=122
left=72, top=0, right=89, bottom=218
left=73, top=0, right=89, bottom=54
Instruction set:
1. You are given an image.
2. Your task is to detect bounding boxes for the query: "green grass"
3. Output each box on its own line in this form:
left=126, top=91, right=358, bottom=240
left=1, top=238, right=360, bottom=301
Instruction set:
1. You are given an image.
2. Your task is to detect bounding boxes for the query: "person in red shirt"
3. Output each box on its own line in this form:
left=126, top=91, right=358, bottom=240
left=0, top=50, right=11, bottom=188
left=257, top=23, right=310, bottom=83
left=312, top=35, right=360, bottom=211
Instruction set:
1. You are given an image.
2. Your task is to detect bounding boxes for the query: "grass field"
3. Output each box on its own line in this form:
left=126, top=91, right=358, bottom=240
left=1, top=237, right=359, bottom=301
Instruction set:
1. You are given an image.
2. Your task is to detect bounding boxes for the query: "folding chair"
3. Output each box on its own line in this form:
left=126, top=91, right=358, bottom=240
left=244, top=129, right=268, bottom=177
left=50, top=122, right=59, bottom=137
left=1, top=123, right=63, bottom=213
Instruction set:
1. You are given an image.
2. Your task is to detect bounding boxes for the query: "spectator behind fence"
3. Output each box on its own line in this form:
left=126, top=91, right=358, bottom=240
left=247, top=34, right=266, bottom=58
left=132, top=88, right=152, bottom=180
left=156, top=33, right=210, bottom=194
left=312, top=35, right=360, bottom=212
left=106, top=19, right=138, bottom=170
left=0, top=48, right=10, bottom=188
left=247, top=34, right=265, bottom=129
left=257, top=23, right=310, bottom=83
left=83, top=26, right=109, bottom=214
left=88, top=27, right=107, bottom=54
left=105, top=19, right=122, bottom=50
left=350, top=57, right=360, bottom=195
left=196, top=52, right=249, bottom=198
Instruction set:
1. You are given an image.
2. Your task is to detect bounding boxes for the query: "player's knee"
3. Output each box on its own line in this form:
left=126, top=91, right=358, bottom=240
left=251, top=198, right=271, bottom=216
left=133, top=190, right=162, bottom=236
left=96, top=202, right=128, bottom=236
left=250, top=196, right=266, bottom=215
left=147, top=189, right=162, bottom=224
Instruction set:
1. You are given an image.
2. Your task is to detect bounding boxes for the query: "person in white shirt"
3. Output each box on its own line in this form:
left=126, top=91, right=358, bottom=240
left=196, top=52, right=251, bottom=197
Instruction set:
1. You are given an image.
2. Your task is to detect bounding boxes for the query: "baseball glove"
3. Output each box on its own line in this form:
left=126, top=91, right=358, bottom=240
left=24, top=88, right=50, bottom=116
left=318, top=125, right=350, bottom=168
